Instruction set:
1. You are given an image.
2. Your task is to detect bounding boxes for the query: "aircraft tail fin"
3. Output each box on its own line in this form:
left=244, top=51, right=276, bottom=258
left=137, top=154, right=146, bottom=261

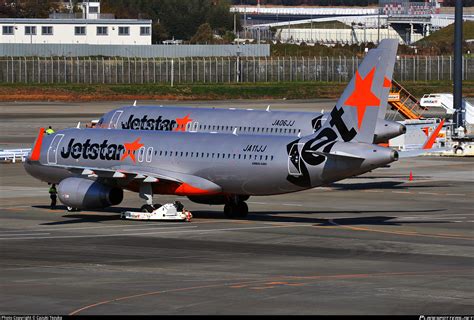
left=321, top=39, right=398, bottom=144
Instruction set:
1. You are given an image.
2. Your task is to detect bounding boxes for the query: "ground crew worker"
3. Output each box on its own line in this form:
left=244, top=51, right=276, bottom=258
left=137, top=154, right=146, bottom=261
left=49, top=184, right=57, bottom=210
left=45, top=126, right=55, bottom=135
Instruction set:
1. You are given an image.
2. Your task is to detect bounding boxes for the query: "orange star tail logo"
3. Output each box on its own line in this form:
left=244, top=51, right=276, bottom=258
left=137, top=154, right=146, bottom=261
left=383, top=76, right=391, bottom=88
left=174, top=114, right=193, bottom=132
left=344, top=67, right=381, bottom=129
left=121, top=138, right=144, bottom=163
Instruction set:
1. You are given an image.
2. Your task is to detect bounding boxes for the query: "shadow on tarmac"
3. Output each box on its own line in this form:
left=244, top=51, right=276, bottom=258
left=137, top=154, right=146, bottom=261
left=34, top=204, right=448, bottom=227
left=329, top=181, right=449, bottom=190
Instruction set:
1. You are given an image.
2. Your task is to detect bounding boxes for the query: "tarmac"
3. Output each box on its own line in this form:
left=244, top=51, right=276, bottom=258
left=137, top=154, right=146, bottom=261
left=0, top=101, right=473, bottom=315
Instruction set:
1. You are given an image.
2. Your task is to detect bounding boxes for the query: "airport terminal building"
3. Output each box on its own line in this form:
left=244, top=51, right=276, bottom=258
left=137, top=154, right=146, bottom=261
left=0, top=1, right=152, bottom=45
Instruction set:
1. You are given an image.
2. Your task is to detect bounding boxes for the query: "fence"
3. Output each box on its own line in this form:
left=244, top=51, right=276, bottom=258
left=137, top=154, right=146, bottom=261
left=0, top=148, right=31, bottom=163
left=0, top=56, right=471, bottom=84
left=0, top=43, right=270, bottom=58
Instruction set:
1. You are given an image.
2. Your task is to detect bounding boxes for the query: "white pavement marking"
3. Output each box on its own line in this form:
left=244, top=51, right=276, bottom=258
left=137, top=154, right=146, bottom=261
left=121, top=226, right=197, bottom=232
left=0, top=222, right=189, bottom=233
left=0, top=205, right=32, bottom=209
left=0, top=224, right=310, bottom=241
left=248, top=201, right=303, bottom=207
left=2, top=233, right=51, bottom=237
left=281, top=203, right=304, bottom=207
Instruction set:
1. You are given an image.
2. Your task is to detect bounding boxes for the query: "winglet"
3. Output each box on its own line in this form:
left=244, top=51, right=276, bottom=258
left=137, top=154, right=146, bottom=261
left=30, top=128, right=45, bottom=161
left=423, top=119, right=445, bottom=150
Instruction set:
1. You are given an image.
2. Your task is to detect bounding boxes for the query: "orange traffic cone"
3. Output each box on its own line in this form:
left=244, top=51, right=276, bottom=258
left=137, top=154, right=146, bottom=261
left=409, top=170, right=413, bottom=181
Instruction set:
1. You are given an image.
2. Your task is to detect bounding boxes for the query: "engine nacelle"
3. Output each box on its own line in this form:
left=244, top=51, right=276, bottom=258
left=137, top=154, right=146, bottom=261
left=58, top=177, right=123, bottom=209
left=188, top=195, right=250, bottom=205
left=373, top=120, right=406, bottom=144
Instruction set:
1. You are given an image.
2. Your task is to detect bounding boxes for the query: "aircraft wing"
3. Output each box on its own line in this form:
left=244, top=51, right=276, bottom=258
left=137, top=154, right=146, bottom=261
left=115, top=165, right=222, bottom=194
left=48, top=164, right=222, bottom=195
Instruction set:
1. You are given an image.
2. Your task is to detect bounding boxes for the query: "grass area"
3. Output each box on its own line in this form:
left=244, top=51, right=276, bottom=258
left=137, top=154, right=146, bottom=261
left=417, top=21, right=474, bottom=45
left=0, top=80, right=472, bottom=102
left=416, top=21, right=474, bottom=55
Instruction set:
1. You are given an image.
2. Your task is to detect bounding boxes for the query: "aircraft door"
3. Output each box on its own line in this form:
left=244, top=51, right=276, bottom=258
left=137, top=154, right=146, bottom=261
left=191, top=122, right=199, bottom=132
left=288, top=143, right=304, bottom=176
left=47, top=134, right=64, bottom=165
left=108, top=110, right=123, bottom=129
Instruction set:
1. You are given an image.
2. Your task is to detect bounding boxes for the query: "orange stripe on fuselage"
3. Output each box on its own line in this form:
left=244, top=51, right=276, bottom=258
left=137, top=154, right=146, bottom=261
left=126, top=180, right=219, bottom=196
left=174, top=183, right=218, bottom=196
left=30, top=128, right=45, bottom=161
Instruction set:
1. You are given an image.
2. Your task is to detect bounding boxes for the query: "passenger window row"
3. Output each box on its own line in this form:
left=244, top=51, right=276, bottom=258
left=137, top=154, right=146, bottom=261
left=135, top=147, right=275, bottom=163
left=191, top=123, right=299, bottom=135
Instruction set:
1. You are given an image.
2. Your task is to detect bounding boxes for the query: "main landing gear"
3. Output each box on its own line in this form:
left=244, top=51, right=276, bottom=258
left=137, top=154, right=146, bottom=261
left=223, top=201, right=249, bottom=219
left=139, top=182, right=162, bottom=213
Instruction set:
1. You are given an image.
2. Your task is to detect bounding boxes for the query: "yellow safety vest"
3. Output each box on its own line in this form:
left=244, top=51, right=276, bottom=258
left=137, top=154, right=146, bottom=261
left=46, top=129, right=55, bottom=135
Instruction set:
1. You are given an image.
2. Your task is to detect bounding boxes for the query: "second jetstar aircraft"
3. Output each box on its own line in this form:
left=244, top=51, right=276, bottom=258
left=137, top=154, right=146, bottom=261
left=25, top=40, right=400, bottom=218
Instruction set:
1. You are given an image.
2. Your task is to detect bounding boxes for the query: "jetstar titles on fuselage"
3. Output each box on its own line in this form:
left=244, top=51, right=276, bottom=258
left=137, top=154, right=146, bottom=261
left=122, top=114, right=178, bottom=131
left=120, top=114, right=299, bottom=132
left=60, top=138, right=144, bottom=163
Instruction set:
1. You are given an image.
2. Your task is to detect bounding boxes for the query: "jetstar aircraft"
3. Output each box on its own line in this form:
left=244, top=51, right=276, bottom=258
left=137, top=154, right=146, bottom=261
left=98, top=65, right=403, bottom=144
left=98, top=105, right=405, bottom=144
left=25, top=39, right=400, bottom=218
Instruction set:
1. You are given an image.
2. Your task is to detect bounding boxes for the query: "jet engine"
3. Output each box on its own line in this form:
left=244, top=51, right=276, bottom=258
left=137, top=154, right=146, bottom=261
left=373, top=120, right=406, bottom=143
left=58, top=177, right=123, bottom=209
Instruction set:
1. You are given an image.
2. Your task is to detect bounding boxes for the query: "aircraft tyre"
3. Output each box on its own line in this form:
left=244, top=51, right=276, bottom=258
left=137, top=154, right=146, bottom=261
left=223, top=203, right=235, bottom=218
left=141, top=204, right=154, bottom=213
left=223, top=202, right=248, bottom=219
left=236, top=201, right=248, bottom=218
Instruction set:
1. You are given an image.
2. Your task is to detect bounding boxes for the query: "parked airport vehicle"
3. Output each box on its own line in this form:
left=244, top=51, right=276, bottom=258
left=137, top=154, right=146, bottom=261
left=24, top=40, right=401, bottom=218
left=121, top=202, right=192, bottom=221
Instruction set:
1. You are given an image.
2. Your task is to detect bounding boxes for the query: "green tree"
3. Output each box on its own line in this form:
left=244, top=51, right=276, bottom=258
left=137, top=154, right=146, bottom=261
left=101, top=0, right=236, bottom=42
left=190, top=23, right=214, bottom=44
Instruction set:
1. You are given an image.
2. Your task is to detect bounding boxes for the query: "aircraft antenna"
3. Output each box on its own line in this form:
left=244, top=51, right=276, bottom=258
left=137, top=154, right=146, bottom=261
left=133, top=100, right=137, bottom=106
left=266, top=105, right=271, bottom=112
left=76, top=122, right=81, bottom=128
left=232, top=128, right=238, bottom=135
